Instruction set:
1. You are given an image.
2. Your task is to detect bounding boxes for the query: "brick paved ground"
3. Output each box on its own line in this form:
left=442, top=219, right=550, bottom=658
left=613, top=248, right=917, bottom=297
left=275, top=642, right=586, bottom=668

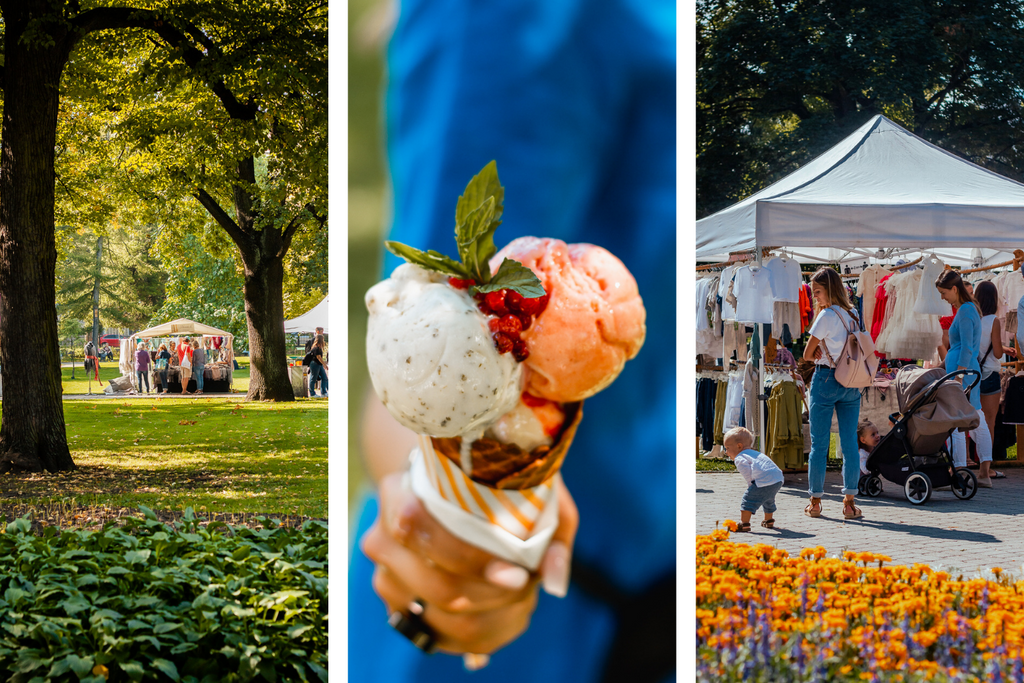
left=696, top=467, right=1024, bottom=575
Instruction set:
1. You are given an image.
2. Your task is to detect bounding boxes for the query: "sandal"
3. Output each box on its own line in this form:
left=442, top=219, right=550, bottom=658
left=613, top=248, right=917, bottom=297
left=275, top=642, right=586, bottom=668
left=843, top=503, right=863, bottom=520
left=804, top=499, right=822, bottom=518
left=761, top=519, right=775, bottom=529
left=993, top=471, right=1006, bottom=479
left=735, top=522, right=751, bottom=532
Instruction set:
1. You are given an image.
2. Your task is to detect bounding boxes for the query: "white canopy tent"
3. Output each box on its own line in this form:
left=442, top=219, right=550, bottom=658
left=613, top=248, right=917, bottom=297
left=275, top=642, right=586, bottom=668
left=284, top=295, right=329, bottom=335
left=697, top=115, right=1024, bottom=260
left=121, top=318, right=236, bottom=391
left=697, top=114, right=1024, bottom=449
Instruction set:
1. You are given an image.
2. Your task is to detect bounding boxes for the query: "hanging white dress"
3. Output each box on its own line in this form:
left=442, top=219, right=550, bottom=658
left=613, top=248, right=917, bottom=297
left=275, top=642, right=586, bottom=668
left=881, top=270, right=943, bottom=360
left=913, top=256, right=952, bottom=316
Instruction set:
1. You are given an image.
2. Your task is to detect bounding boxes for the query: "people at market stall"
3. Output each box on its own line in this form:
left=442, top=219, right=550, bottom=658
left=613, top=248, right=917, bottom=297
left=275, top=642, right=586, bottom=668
left=135, top=341, right=151, bottom=394
left=192, top=339, right=205, bottom=395
left=936, top=270, right=997, bottom=486
left=176, top=337, right=193, bottom=395
left=802, top=266, right=863, bottom=520
left=156, top=344, right=171, bottom=394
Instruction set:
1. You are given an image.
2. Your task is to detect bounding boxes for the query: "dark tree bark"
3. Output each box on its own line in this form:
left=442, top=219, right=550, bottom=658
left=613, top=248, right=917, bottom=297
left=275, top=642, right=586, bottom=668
left=194, top=175, right=303, bottom=403
left=0, top=0, right=76, bottom=472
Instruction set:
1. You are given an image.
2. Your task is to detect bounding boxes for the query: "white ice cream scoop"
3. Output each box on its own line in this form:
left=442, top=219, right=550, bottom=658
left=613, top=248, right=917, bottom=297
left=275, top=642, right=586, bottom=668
left=365, top=264, right=523, bottom=437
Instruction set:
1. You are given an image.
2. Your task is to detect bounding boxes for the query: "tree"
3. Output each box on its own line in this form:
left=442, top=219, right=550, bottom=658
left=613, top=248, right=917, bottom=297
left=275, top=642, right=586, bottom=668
left=74, top=2, right=328, bottom=401
left=697, top=0, right=1024, bottom=218
left=0, top=1, right=325, bottom=471
left=56, top=226, right=166, bottom=338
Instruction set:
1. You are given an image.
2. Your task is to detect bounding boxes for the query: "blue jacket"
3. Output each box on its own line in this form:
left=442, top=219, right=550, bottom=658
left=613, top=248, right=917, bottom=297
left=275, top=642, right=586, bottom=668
left=350, top=0, right=676, bottom=680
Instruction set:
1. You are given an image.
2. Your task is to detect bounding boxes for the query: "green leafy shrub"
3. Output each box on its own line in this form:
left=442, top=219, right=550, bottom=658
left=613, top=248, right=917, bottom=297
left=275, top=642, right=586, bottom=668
left=0, top=508, right=327, bottom=682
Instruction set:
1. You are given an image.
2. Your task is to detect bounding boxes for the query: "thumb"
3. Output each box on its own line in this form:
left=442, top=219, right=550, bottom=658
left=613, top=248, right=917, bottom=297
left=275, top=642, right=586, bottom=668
left=541, top=476, right=578, bottom=598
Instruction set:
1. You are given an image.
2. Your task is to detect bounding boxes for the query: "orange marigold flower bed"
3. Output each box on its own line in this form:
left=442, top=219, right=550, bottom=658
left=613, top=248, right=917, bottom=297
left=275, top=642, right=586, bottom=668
left=697, top=526, right=1024, bottom=682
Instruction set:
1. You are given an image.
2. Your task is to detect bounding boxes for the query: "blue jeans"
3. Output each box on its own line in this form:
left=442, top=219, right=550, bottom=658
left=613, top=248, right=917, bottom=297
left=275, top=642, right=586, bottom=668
left=194, top=363, right=204, bottom=392
left=807, top=367, right=861, bottom=497
left=741, top=480, right=782, bottom=513
left=136, top=370, right=150, bottom=393
left=308, top=363, right=328, bottom=397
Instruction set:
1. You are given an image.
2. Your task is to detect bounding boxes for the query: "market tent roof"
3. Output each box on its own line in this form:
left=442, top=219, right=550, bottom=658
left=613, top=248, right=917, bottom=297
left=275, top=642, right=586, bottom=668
left=132, top=319, right=233, bottom=339
left=697, top=115, right=1024, bottom=259
left=284, top=296, right=328, bottom=334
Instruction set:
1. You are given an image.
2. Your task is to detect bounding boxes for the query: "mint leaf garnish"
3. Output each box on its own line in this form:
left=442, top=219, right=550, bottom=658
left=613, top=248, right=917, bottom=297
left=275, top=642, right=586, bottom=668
left=385, top=241, right=471, bottom=278
left=457, top=197, right=499, bottom=283
left=472, top=258, right=545, bottom=298
left=455, top=161, right=504, bottom=229
left=387, top=161, right=543, bottom=297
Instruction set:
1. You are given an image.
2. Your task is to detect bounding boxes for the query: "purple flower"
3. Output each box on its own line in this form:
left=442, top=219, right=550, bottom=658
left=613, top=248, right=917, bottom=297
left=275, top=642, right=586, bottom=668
left=1012, top=654, right=1023, bottom=683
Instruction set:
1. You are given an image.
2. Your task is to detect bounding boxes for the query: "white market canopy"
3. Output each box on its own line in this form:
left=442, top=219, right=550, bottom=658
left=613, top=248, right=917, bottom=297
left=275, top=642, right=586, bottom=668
left=697, top=115, right=1024, bottom=261
left=284, top=295, right=328, bottom=334
left=132, top=318, right=233, bottom=339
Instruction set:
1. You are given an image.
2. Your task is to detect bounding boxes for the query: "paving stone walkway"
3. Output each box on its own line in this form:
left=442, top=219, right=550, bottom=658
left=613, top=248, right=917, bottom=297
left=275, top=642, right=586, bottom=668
left=696, top=467, right=1024, bottom=575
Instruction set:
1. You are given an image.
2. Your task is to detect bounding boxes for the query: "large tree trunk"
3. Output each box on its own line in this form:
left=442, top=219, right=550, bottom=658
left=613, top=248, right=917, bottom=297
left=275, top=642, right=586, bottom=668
left=239, top=227, right=294, bottom=402
left=0, top=3, right=75, bottom=472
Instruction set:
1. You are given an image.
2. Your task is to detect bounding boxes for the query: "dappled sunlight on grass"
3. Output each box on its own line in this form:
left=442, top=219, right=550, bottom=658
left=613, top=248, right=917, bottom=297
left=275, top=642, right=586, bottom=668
left=0, top=397, right=327, bottom=519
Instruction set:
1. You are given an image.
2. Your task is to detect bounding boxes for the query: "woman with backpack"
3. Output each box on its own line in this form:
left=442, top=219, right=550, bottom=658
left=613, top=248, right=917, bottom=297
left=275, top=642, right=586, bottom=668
left=802, top=267, right=864, bottom=520
left=305, top=334, right=328, bottom=398
left=936, top=270, right=996, bottom=486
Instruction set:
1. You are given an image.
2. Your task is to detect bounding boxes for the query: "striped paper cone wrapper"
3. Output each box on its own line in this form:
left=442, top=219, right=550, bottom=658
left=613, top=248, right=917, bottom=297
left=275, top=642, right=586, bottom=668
left=407, top=402, right=583, bottom=570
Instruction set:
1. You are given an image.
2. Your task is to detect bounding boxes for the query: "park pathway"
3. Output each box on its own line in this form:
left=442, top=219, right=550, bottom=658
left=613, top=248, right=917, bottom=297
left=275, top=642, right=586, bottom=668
left=696, top=468, right=1024, bottom=575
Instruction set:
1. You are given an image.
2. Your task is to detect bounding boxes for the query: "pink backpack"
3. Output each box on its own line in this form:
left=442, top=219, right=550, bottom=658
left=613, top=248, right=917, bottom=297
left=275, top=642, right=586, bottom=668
left=821, top=306, right=879, bottom=388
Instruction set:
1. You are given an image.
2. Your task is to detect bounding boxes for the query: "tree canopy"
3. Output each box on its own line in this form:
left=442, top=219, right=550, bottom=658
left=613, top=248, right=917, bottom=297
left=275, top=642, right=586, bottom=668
left=697, top=0, right=1024, bottom=218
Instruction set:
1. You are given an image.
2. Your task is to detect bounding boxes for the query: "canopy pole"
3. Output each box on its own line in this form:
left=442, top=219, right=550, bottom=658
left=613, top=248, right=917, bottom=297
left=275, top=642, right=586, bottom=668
left=755, top=244, right=766, bottom=452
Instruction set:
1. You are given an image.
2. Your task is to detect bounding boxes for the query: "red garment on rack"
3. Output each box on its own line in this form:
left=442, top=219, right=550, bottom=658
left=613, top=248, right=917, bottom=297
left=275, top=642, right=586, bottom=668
left=870, top=273, right=892, bottom=342
left=798, top=284, right=813, bottom=334
left=939, top=305, right=957, bottom=331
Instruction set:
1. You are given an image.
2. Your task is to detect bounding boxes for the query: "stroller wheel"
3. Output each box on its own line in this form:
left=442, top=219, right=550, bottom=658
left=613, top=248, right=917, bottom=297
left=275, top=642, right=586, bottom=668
left=904, top=472, right=932, bottom=505
left=952, top=468, right=978, bottom=501
left=858, top=475, right=868, bottom=496
left=865, top=475, right=883, bottom=498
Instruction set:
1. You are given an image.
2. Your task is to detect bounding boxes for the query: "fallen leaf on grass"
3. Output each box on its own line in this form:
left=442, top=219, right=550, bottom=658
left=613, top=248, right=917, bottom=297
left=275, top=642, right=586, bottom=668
left=178, top=420, right=196, bottom=426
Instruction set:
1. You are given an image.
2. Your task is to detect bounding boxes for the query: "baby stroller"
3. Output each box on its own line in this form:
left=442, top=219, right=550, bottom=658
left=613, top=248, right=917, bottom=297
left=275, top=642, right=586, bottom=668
left=858, top=366, right=980, bottom=505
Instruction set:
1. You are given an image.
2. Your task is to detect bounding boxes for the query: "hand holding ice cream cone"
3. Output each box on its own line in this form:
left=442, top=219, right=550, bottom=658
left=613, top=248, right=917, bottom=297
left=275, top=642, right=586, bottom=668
left=361, top=467, right=578, bottom=655
left=363, top=161, right=643, bottom=659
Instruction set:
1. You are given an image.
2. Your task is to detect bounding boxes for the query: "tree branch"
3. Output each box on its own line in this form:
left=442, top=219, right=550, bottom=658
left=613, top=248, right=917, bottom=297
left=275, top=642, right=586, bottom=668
left=278, top=213, right=305, bottom=258
left=68, top=7, right=257, bottom=121
left=192, top=187, right=253, bottom=249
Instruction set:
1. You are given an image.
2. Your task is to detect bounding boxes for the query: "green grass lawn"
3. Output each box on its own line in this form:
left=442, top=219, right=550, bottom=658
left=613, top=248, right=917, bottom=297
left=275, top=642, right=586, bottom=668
left=0, top=397, right=326, bottom=525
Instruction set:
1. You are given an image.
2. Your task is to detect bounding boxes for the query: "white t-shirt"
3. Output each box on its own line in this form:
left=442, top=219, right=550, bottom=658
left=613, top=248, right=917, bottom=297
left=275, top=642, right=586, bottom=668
left=696, top=277, right=711, bottom=331
left=718, top=265, right=738, bottom=321
left=979, top=314, right=1003, bottom=377
left=733, top=449, right=785, bottom=487
left=859, top=448, right=871, bottom=475
left=764, top=257, right=802, bottom=303
left=808, top=306, right=858, bottom=366
left=732, top=266, right=773, bottom=324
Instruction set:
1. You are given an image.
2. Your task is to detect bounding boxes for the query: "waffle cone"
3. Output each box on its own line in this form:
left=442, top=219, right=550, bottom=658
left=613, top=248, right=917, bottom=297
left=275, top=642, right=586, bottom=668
left=431, top=402, right=583, bottom=490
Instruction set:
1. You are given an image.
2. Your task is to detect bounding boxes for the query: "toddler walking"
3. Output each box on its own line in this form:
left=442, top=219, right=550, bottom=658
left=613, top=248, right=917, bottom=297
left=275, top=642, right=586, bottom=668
left=724, top=427, right=784, bottom=532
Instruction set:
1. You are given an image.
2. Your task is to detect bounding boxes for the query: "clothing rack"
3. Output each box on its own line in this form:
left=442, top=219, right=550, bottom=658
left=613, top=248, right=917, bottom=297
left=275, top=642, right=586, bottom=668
left=956, top=249, right=1024, bottom=275
left=695, top=248, right=776, bottom=272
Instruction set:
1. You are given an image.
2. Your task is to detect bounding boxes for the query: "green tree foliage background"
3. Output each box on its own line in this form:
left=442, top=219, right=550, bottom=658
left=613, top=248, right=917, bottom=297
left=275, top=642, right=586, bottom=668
left=697, top=0, right=1024, bottom=218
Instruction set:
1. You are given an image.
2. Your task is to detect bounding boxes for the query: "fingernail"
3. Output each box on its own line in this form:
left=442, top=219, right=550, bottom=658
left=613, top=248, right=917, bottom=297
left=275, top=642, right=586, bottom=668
left=463, top=653, right=490, bottom=671
left=541, top=541, right=570, bottom=598
left=484, top=560, right=529, bottom=589
left=392, top=503, right=415, bottom=543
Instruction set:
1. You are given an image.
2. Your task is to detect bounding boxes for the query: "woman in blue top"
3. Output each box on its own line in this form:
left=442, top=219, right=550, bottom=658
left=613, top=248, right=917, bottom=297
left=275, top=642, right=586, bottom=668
left=935, top=269, right=995, bottom=486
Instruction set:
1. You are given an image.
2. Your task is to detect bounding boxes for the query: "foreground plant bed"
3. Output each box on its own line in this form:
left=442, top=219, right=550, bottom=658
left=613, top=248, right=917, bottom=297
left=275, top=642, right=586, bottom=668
left=697, top=526, right=1024, bottom=682
left=0, top=508, right=327, bottom=682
